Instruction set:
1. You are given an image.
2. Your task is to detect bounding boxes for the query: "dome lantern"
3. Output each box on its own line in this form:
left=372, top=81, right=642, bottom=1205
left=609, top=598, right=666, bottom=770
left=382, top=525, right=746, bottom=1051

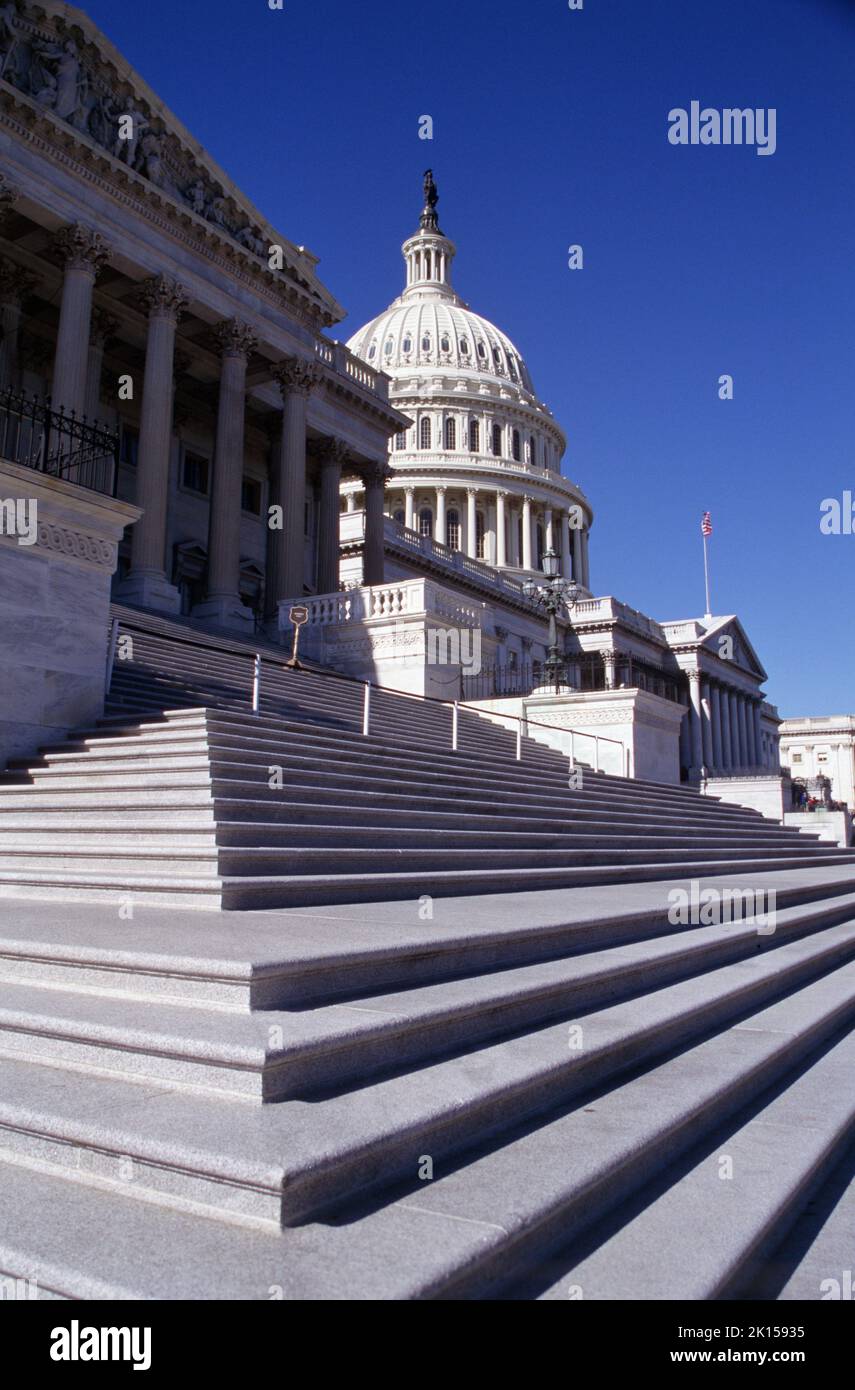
left=402, top=170, right=457, bottom=298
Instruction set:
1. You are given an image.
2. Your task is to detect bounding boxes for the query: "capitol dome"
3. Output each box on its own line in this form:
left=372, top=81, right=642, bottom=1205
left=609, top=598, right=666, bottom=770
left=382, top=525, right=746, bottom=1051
left=344, top=173, right=593, bottom=587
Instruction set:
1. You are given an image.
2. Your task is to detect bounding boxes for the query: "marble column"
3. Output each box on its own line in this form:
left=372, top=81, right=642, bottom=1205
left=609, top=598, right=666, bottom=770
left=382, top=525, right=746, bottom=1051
left=435, top=486, right=446, bottom=545
left=544, top=506, right=554, bottom=553
left=688, top=672, right=704, bottom=775
left=710, top=682, right=723, bottom=771
left=345, top=490, right=357, bottom=513
left=571, top=521, right=583, bottom=584
left=192, top=320, right=257, bottom=631
left=753, top=703, right=764, bottom=770
left=51, top=225, right=110, bottom=418
left=117, top=275, right=186, bottom=614
left=466, top=488, right=478, bottom=558
left=363, top=462, right=386, bottom=585
left=560, top=510, right=572, bottom=580
left=746, top=699, right=758, bottom=767
left=315, top=437, right=349, bottom=594
left=269, top=356, right=320, bottom=608
left=701, top=678, right=714, bottom=769
left=719, top=685, right=732, bottom=771
left=496, top=489, right=507, bottom=567
left=729, top=690, right=741, bottom=768
left=737, top=696, right=749, bottom=769
left=0, top=260, right=38, bottom=390
left=522, top=495, right=533, bottom=569
left=404, top=486, right=415, bottom=530
left=84, top=308, right=119, bottom=424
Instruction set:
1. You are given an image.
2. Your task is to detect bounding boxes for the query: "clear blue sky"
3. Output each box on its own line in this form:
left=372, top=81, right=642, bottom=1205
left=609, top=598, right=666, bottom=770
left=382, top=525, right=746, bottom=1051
left=81, top=0, right=854, bottom=716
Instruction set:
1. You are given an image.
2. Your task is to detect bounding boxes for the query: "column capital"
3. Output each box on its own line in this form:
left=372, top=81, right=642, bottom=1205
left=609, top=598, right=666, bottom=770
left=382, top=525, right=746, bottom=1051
left=53, top=223, right=111, bottom=277
left=466, top=486, right=478, bottom=498
left=404, top=484, right=415, bottom=496
left=362, top=460, right=388, bottom=488
left=214, top=318, right=257, bottom=360
left=89, top=307, right=120, bottom=347
left=0, top=258, right=38, bottom=306
left=688, top=669, right=703, bottom=685
left=273, top=355, right=322, bottom=398
left=436, top=483, right=447, bottom=496
left=138, top=273, right=188, bottom=322
left=309, top=436, right=350, bottom=468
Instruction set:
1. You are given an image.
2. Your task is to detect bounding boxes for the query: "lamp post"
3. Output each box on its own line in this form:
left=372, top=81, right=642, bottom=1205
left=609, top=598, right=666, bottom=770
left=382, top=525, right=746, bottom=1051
left=522, top=548, right=580, bottom=694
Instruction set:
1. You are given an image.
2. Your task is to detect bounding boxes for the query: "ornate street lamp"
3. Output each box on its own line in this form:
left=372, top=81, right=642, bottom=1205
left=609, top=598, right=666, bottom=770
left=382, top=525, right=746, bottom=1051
left=522, top=548, right=581, bottom=693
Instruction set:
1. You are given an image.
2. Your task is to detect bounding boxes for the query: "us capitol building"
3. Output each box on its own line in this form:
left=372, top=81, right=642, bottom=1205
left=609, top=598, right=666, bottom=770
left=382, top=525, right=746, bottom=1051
left=0, top=0, right=786, bottom=804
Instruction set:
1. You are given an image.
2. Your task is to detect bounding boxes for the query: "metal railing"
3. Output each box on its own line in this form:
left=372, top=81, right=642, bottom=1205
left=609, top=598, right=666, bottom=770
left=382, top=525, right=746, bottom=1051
left=108, top=616, right=631, bottom=777
left=0, top=388, right=119, bottom=497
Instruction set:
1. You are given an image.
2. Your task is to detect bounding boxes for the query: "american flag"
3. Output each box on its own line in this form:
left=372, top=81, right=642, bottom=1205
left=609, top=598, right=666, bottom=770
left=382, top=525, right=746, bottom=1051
left=701, top=511, right=713, bottom=537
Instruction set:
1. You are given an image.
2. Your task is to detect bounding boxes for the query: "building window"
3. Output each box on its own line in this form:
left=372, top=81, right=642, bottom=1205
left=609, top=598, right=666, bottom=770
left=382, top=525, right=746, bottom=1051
left=418, top=507, right=433, bottom=537
left=476, top=511, right=485, bottom=559
left=492, top=423, right=502, bottom=456
left=444, top=418, right=456, bottom=450
left=393, top=509, right=405, bottom=525
left=447, top=508, right=460, bottom=551
left=477, top=340, right=487, bottom=360
left=424, top=252, right=432, bottom=278
left=536, top=522, right=544, bottom=568
left=182, top=451, right=209, bottom=495
left=419, top=417, right=432, bottom=450
left=792, top=753, right=803, bottom=763
left=493, top=347, right=503, bottom=368
left=469, top=419, right=480, bottom=452
left=367, top=342, right=376, bottom=361
left=460, top=337, right=470, bottom=356
left=395, top=431, right=407, bottom=450
left=402, top=336, right=412, bottom=354
left=440, top=335, right=450, bottom=353
left=528, top=435, right=537, bottom=467
left=119, top=425, right=139, bottom=469
left=512, top=429, right=521, bottom=461
left=508, top=357, right=518, bottom=381
left=241, top=476, right=262, bottom=515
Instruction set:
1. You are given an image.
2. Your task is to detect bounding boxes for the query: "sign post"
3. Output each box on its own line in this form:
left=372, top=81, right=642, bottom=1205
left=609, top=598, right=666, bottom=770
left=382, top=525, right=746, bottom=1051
left=286, top=605, right=309, bottom=668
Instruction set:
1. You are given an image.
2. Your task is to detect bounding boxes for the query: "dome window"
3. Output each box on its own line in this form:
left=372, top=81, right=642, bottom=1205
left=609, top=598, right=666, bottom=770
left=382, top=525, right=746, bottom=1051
left=402, top=335, right=412, bottom=354
left=367, top=342, right=376, bottom=361
left=418, top=507, right=433, bottom=537
left=491, top=423, right=502, bottom=456
left=447, top=509, right=461, bottom=552
left=508, top=357, right=518, bottom=381
left=493, top=347, right=503, bottom=368
left=419, top=417, right=432, bottom=450
left=460, top=337, right=470, bottom=355
left=440, top=335, right=451, bottom=354
left=469, top=419, right=480, bottom=452
left=477, top=341, right=487, bottom=360
left=421, top=334, right=431, bottom=353
left=528, top=435, right=537, bottom=466
left=444, top=418, right=456, bottom=450
left=393, top=509, right=405, bottom=526
left=475, top=511, right=486, bottom=559
left=383, top=337, right=394, bottom=357
left=512, top=429, right=521, bottom=462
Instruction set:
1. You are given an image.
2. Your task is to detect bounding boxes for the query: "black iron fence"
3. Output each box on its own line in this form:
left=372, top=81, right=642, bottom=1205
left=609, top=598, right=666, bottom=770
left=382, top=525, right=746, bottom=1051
left=0, top=388, right=119, bottom=497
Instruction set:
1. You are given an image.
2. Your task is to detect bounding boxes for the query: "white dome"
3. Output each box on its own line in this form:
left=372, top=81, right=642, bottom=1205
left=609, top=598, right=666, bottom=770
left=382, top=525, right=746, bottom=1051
left=347, top=298, right=537, bottom=399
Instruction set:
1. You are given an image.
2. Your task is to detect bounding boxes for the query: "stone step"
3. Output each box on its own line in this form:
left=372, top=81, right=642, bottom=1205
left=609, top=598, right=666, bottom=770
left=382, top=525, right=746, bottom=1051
left=2, top=852, right=854, bottom=910
left=507, top=1030, right=855, bottom=1301
left=0, top=893, right=852, bottom=1104
left=0, top=951, right=851, bottom=1274
left=2, top=868, right=851, bottom=1010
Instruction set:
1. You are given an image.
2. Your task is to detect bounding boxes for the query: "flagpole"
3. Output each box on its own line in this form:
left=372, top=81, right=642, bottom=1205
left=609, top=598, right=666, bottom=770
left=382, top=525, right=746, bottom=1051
left=703, top=530, right=712, bottom=618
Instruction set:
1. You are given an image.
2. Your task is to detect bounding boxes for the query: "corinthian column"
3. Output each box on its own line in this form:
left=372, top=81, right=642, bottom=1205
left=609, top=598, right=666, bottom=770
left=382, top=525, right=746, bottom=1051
left=496, top=489, right=507, bottom=567
left=193, top=319, right=257, bottom=632
left=363, top=462, right=387, bottom=585
left=522, top=495, right=533, bottom=570
left=51, top=225, right=110, bottom=417
left=269, top=356, right=321, bottom=606
left=315, top=437, right=349, bottom=594
left=116, top=274, right=186, bottom=614
left=466, top=488, right=478, bottom=558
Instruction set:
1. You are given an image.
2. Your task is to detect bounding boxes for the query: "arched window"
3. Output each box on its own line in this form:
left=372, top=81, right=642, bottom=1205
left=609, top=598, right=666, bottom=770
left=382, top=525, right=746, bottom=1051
left=419, top=417, right=432, bottom=450
left=444, top=418, right=456, bottom=450
left=402, top=335, right=412, bottom=354
left=460, top=337, right=470, bottom=356
left=508, top=357, right=518, bottom=381
left=383, top=336, right=393, bottom=358
left=512, top=429, right=521, bottom=461
left=440, top=335, right=450, bottom=354
left=469, top=419, right=480, bottom=452
left=367, top=342, right=376, bottom=361
left=418, top=507, right=433, bottom=537
left=475, top=511, right=486, bottom=559
left=477, top=340, right=487, bottom=360
left=421, top=333, right=431, bottom=353
left=528, top=435, right=537, bottom=466
left=447, top=509, right=461, bottom=551
left=492, top=423, right=502, bottom=456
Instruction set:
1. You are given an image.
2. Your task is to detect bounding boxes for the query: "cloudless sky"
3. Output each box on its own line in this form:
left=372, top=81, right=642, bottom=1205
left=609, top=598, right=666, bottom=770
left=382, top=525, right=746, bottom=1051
left=79, top=0, right=855, bottom=716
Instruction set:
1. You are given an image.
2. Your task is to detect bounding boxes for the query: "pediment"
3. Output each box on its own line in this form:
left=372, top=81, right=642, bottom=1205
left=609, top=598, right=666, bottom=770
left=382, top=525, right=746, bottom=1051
left=700, top=616, right=768, bottom=680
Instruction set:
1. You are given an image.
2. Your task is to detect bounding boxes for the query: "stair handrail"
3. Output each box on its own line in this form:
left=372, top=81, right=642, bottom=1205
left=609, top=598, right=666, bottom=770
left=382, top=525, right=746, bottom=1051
left=110, top=615, right=632, bottom=776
